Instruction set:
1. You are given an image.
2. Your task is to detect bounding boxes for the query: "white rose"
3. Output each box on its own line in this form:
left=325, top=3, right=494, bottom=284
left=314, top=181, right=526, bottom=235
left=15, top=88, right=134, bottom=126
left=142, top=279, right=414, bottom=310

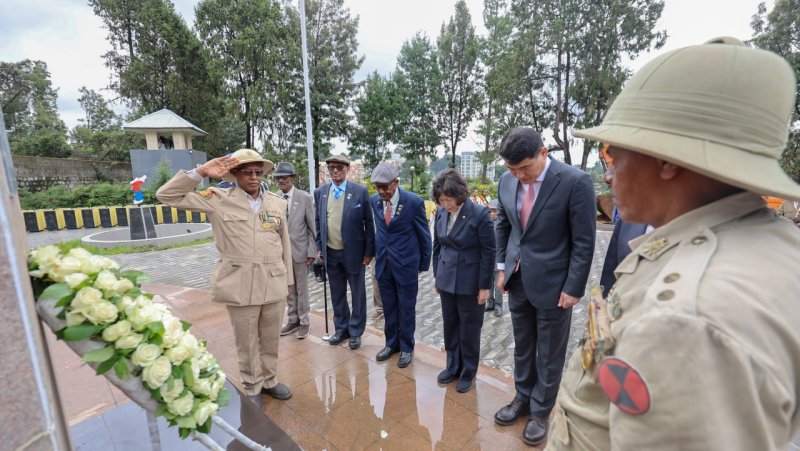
left=94, top=270, right=119, bottom=293
left=161, top=316, right=185, bottom=348
left=83, top=301, right=119, bottom=325
left=209, top=373, right=225, bottom=401
left=193, top=350, right=212, bottom=371
left=64, top=273, right=89, bottom=289
left=124, top=295, right=152, bottom=316
left=193, top=400, right=218, bottom=426
left=115, top=296, right=135, bottom=312
left=131, top=343, right=162, bottom=367
left=66, top=311, right=85, bottom=327
left=142, top=356, right=172, bottom=389
left=102, top=320, right=131, bottom=342
left=165, top=344, right=192, bottom=364
left=68, top=247, right=92, bottom=260
left=128, top=304, right=163, bottom=331
left=101, top=257, right=120, bottom=270
left=71, top=287, right=103, bottom=310
left=50, top=256, right=83, bottom=282
left=167, top=392, right=194, bottom=417
left=159, top=378, right=185, bottom=402
left=29, top=269, right=45, bottom=278
left=33, top=245, right=60, bottom=271
left=114, top=332, right=143, bottom=350
left=81, top=255, right=108, bottom=274
left=115, top=277, right=134, bottom=294
left=189, top=378, right=213, bottom=396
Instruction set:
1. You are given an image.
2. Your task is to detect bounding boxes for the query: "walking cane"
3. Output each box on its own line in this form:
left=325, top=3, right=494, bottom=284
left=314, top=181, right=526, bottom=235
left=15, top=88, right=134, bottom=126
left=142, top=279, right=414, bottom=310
left=314, top=259, right=331, bottom=340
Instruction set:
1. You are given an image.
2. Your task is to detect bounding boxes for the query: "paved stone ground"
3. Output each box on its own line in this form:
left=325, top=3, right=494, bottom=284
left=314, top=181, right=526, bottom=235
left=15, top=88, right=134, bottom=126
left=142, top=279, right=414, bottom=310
left=26, top=225, right=611, bottom=375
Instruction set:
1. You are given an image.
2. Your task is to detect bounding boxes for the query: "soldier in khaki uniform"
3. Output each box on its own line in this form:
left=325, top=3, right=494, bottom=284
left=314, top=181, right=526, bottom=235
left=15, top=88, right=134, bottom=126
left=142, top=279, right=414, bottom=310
left=547, top=38, right=800, bottom=450
left=157, top=149, right=294, bottom=406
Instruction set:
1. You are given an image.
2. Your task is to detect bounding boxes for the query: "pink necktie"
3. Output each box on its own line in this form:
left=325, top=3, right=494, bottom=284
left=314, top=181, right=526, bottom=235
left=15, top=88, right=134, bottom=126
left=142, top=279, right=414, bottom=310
left=519, top=183, right=535, bottom=229
left=384, top=201, right=392, bottom=225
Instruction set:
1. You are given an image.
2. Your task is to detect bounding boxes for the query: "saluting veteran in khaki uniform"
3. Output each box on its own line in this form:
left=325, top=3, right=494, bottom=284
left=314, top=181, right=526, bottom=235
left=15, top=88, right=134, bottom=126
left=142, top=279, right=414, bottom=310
left=157, top=149, right=295, bottom=404
left=547, top=37, right=800, bottom=450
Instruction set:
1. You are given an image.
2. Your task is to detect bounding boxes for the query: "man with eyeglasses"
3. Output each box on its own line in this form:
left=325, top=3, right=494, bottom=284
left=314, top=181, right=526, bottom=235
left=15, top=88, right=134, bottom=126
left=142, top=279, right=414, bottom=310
left=370, top=163, right=431, bottom=368
left=314, top=154, right=375, bottom=350
left=157, top=149, right=295, bottom=407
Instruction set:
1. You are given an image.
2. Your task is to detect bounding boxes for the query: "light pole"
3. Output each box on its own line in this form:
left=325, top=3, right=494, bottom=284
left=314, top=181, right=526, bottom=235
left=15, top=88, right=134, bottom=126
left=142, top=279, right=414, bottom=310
left=410, top=165, right=415, bottom=192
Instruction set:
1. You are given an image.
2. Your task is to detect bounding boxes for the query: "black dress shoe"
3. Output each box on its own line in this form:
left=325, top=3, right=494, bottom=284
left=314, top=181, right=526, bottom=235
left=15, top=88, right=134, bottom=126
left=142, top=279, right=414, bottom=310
left=397, top=351, right=413, bottom=368
left=494, top=398, right=531, bottom=426
left=437, top=369, right=456, bottom=384
left=494, top=305, right=503, bottom=317
left=376, top=346, right=399, bottom=361
left=328, top=332, right=350, bottom=346
left=522, top=415, right=549, bottom=446
left=348, top=336, right=361, bottom=349
left=456, top=376, right=474, bottom=393
left=261, top=383, right=292, bottom=400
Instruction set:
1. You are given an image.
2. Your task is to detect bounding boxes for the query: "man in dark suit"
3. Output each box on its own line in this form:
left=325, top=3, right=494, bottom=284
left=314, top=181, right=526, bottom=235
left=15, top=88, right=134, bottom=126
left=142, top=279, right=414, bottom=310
left=314, top=154, right=375, bottom=350
left=600, top=217, right=649, bottom=297
left=493, top=127, right=596, bottom=446
left=370, top=163, right=432, bottom=368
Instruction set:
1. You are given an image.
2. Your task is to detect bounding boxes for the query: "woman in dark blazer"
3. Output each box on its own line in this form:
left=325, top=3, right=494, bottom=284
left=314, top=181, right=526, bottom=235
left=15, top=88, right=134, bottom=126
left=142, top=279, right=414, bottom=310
left=432, top=169, right=496, bottom=393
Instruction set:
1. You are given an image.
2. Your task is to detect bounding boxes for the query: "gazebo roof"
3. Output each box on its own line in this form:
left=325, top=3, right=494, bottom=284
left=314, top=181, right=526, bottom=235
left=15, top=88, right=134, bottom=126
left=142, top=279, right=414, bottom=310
left=123, top=109, right=207, bottom=136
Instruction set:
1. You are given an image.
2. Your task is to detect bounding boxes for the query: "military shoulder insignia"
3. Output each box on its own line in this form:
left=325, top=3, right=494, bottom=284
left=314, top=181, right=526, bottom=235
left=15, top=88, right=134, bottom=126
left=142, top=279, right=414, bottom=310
left=597, top=357, right=651, bottom=415
left=642, top=237, right=669, bottom=258
left=195, top=189, right=215, bottom=198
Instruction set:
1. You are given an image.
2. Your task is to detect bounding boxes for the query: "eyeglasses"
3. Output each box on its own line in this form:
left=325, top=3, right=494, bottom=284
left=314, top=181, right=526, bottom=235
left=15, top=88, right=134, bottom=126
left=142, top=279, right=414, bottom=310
left=327, top=164, right=347, bottom=172
left=373, top=183, right=392, bottom=192
left=236, top=169, right=264, bottom=177
left=599, top=144, right=613, bottom=168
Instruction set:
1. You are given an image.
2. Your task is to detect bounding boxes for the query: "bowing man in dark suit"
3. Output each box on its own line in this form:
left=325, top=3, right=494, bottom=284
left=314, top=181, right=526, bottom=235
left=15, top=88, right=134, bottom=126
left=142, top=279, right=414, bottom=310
left=370, top=163, right=432, bottom=368
left=431, top=169, right=496, bottom=393
left=314, top=154, right=375, bottom=350
left=493, top=127, right=596, bottom=446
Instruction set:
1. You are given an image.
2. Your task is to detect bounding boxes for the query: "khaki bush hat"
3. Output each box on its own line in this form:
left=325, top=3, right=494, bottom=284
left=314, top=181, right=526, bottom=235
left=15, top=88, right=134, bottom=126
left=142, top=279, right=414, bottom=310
left=573, top=37, right=800, bottom=200
left=222, top=149, right=273, bottom=182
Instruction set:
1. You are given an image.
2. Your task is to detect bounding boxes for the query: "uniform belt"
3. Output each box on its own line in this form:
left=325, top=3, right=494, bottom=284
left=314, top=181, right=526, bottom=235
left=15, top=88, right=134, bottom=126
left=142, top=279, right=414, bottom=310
left=221, top=254, right=283, bottom=264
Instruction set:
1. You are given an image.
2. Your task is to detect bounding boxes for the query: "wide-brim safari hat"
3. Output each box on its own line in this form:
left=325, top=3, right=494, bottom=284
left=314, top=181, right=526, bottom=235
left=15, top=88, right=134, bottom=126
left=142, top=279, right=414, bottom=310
left=222, top=149, right=274, bottom=182
left=573, top=37, right=800, bottom=200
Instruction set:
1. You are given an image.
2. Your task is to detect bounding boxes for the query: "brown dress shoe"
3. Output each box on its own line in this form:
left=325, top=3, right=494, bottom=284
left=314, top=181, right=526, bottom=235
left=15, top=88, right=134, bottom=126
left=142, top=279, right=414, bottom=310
left=494, top=398, right=531, bottom=426
left=522, top=415, right=549, bottom=446
left=280, top=322, right=299, bottom=336
left=297, top=324, right=310, bottom=339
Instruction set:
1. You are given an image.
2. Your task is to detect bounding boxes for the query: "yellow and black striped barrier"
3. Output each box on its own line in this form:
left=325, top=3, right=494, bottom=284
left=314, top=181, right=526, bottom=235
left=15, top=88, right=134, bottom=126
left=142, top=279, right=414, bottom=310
left=22, top=205, right=209, bottom=233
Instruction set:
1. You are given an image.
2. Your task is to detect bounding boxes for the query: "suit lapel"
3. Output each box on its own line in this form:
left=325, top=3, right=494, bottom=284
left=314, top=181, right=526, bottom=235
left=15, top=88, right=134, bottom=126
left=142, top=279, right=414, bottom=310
left=508, top=178, right=522, bottom=228
left=448, top=199, right=471, bottom=237
left=340, top=183, right=351, bottom=223
left=319, top=183, right=330, bottom=231
left=524, top=159, right=561, bottom=235
left=375, top=196, right=386, bottom=229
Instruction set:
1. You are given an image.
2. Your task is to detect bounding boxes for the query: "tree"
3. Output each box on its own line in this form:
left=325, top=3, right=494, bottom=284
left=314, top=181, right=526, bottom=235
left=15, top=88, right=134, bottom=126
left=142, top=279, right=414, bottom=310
left=0, top=60, right=69, bottom=156
left=751, top=0, right=800, bottom=182
left=301, top=0, right=364, bottom=182
left=90, top=0, right=225, bottom=154
left=395, top=33, right=442, bottom=166
left=436, top=1, right=483, bottom=168
left=195, top=0, right=293, bottom=149
left=350, top=71, right=400, bottom=171
left=77, top=87, right=120, bottom=131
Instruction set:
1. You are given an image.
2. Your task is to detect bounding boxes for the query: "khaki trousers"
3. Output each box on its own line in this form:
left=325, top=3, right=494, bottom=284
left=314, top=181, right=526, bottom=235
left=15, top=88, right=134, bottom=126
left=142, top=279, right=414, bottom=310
left=286, top=260, right=310, bottom=326
left=226, top=300, right=285, bottom=396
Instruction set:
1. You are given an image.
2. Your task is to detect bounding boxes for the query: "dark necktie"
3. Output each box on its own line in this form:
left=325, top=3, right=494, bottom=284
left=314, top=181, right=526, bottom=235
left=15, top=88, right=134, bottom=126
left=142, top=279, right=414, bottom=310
left=283, top=194, right=289, bottom=217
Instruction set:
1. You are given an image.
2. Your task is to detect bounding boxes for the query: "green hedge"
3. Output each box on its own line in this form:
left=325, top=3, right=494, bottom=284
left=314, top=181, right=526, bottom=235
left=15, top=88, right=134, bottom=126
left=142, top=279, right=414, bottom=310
left=19, top=183, right=160, bottom=210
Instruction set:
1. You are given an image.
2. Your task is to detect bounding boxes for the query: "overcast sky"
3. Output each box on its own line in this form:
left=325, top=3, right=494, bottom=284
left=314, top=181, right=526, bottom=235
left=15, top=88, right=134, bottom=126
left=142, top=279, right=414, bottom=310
left=0, top=0, right=774, bottom=160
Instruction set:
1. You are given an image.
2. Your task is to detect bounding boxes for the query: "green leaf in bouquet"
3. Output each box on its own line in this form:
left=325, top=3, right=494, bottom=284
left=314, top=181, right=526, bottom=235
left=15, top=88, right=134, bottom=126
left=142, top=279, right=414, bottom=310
left=180, top=320, right=192, bottom=331
left=216, top=388, right=232, bottom=407
left=176, top=415, right=197, bottom=429
left=120, top=270, right=150, bottom=285
left=95, top=354, right=120, bottom=375
left=55, top=327, right=66, bottom=340
left=147, top=322, right=165, bottom=335
left=114, top=359, right=129, bottom=379
left=172, top=364, right=184, bottom=380
left=40, top=283, right=72, bottom=303
left=178, top=427, right=191, bottom=439
left=154, top=404, right=169, bottom=418
left=126, top=288, right=143, bottom=298
left=62, top=324, right=104, bottom=341
left=150, top=334, right=163, bottom=346
left=181, top=361, right=195, bottom=387
left=82, top=346, right=115, bottom=363
left=56, top=309, right=66, bottom=320
left=197, top=418, right=212, bottom=434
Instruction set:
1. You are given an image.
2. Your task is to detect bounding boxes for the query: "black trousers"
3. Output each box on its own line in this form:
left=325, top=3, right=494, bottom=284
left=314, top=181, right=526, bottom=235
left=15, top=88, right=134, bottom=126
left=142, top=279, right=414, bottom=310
left=506, top=272, right=572, bottom=418
left=325, top=248, right=366, bottom=337
left=440, top=290, right=486, bottom=380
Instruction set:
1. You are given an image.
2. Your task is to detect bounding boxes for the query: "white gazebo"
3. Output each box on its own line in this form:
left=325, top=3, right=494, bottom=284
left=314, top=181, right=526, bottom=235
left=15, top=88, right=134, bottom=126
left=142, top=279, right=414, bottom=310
left=123, top=109, right=207, bottom=150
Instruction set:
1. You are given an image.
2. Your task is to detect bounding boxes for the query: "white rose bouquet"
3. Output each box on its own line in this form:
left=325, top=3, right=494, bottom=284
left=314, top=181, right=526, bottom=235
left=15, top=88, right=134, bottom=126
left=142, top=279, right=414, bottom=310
left=28, top=245, right=230, bottom=439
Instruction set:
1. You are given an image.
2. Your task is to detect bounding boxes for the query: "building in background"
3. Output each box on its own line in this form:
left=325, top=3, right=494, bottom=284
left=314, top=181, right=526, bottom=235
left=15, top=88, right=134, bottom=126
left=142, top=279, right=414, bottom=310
left=318, top=158, right=367, bottom=185
left=460, top=151, right=495, bottom=180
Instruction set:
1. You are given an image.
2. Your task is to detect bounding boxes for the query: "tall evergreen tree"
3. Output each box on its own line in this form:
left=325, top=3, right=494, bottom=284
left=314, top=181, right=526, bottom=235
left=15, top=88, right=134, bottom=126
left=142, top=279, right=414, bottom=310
left=436, top=0, right=483, bottom=168
left=350, top=71, right=401, bottom=171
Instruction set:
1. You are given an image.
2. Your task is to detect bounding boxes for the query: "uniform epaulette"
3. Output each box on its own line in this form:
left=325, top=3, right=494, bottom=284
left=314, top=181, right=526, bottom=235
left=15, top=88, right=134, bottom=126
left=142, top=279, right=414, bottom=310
left=265, top=191, right=285, bottom=200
